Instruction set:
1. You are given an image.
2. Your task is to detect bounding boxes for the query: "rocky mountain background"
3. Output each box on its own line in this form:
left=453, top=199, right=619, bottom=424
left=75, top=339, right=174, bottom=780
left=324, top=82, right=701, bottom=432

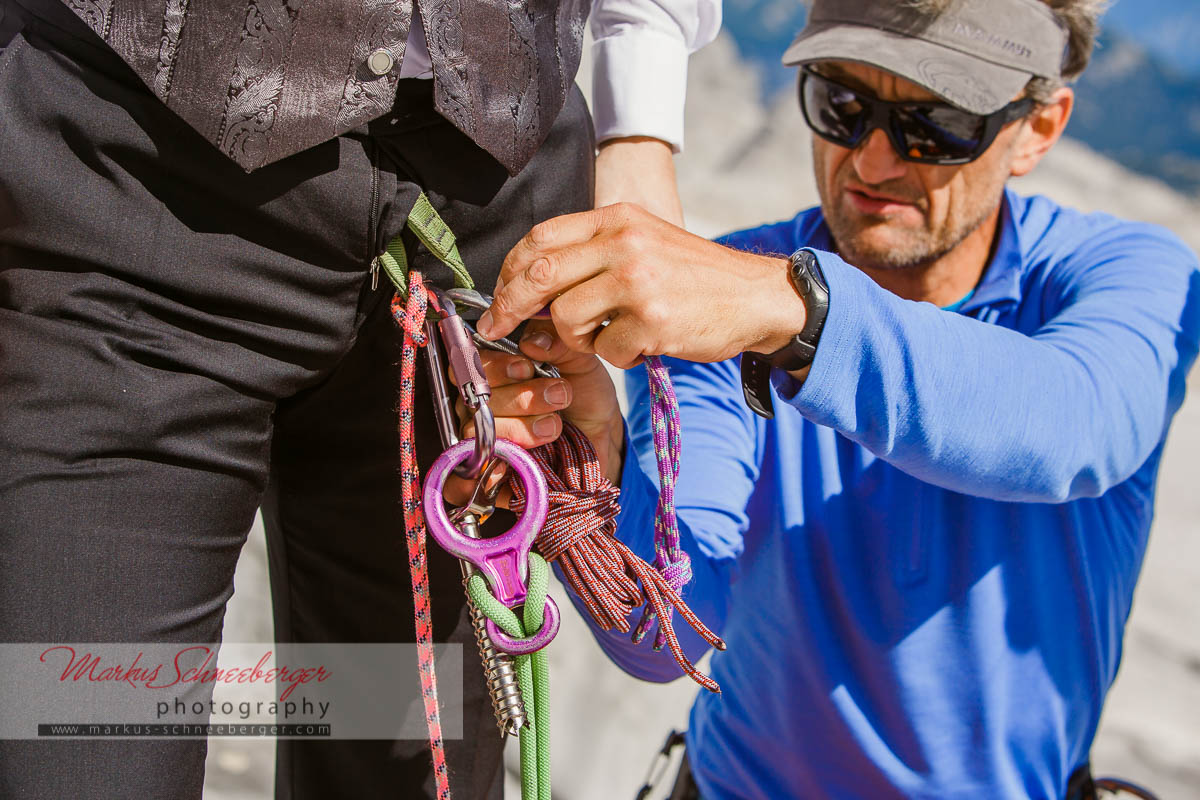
left=205, top=11, right=1200, bottom=800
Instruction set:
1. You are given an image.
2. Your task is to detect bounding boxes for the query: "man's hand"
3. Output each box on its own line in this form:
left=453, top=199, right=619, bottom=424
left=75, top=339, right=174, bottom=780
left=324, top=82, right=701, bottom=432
left=594, top=137, right=684, bottom=226
left=444, top=321, right=626, bottom=506
left=476, top=203, right=807, bottom=368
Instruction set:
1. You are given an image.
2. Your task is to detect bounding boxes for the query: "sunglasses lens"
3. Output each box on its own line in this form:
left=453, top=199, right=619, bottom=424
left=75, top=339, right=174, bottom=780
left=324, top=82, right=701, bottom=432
left=802, top=73, right=869, bottom=147
left=892, top=105, right=985, bottom=162
left=800, top=70, right=996, bottom=164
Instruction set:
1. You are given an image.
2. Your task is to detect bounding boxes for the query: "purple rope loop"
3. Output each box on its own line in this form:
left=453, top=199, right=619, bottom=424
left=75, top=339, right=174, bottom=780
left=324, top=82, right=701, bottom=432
left=657, top=553, right=692, bottom=588
left=631, top=355, right=689, bottom=649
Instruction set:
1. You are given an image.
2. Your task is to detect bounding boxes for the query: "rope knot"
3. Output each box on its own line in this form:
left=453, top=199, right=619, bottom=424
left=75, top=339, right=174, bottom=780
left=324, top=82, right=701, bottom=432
left=658, top=551, right=692, bottom=592
left=389, top=273, right=429, bottom=346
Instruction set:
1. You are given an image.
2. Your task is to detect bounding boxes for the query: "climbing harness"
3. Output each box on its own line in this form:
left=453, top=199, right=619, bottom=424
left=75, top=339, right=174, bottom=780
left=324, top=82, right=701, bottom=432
left=384, top=193, right=725, bottom=799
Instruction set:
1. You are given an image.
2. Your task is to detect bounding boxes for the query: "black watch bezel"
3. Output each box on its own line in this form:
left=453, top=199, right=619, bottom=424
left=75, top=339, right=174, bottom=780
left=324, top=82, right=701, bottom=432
left=740, top=248, right=829, bottom=419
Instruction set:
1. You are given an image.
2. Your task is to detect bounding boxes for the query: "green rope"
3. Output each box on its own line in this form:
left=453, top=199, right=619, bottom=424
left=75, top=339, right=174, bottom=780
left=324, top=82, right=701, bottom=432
left=377, top=192, right=475, bottom=297
left=467, top=554, right=552, bottom=800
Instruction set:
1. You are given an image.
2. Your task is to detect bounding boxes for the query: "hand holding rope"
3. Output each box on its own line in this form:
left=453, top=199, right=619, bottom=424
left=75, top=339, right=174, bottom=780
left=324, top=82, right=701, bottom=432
left=447, top=289, right=726, bottom=687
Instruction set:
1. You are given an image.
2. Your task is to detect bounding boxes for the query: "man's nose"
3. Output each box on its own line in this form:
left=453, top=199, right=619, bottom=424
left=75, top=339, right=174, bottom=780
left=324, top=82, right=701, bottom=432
left=851, top=129, right=907, bottom=185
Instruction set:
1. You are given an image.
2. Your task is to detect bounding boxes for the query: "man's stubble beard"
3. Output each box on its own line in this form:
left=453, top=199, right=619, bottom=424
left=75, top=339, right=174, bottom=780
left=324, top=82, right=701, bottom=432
left=814, top=145, right=1007, bottom=274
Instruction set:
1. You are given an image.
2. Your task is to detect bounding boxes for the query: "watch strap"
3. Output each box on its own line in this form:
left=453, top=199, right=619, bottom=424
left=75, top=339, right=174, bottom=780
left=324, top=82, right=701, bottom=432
left=740, top=352, right=777, bottom=419
left=740, top=248, right=829, bottom=419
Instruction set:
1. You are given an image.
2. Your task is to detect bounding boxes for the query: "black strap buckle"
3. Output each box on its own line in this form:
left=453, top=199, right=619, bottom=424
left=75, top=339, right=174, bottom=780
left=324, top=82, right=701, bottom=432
left=740, top=353, right=776, bottom=419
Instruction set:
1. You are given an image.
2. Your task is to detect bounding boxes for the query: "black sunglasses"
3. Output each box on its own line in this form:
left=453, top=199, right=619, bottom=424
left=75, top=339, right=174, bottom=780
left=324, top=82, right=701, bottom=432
left=798, top=67, right=1035, bottom=165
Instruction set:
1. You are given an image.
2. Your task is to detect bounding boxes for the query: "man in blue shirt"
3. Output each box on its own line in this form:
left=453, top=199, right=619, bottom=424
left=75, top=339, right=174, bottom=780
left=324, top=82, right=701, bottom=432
left=462, top=0, right=1200, bottom=796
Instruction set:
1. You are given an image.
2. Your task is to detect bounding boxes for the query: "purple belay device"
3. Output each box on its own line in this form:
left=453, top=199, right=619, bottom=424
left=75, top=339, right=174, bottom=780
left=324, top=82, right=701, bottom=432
left=423, top=438, right=561, bottom=655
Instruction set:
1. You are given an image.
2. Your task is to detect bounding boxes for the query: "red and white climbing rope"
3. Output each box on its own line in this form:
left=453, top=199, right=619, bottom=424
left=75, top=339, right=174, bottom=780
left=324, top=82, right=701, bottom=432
left=392, top=273, right=452, bottom=800
left=509, top=419, right=725, bottom=693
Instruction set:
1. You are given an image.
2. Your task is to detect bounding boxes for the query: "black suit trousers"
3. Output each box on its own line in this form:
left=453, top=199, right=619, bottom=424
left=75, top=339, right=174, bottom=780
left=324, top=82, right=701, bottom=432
left=0, top=5, right=594, bottom=798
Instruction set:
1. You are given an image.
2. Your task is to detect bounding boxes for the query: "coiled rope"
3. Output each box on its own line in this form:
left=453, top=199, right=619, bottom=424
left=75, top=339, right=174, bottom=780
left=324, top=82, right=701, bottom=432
left=508, top=422, right=724, bottom=693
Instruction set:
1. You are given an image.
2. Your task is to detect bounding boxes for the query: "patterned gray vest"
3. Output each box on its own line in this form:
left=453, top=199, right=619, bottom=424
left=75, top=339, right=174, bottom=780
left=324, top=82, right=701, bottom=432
left=58, top=0, right=588, bottom=173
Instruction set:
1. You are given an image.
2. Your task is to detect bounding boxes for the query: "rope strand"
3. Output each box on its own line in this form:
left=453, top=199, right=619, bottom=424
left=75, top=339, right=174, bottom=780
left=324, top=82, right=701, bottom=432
left=393, top=274, right=453, bottom=800
left=632, top=355, right=691, bottom=649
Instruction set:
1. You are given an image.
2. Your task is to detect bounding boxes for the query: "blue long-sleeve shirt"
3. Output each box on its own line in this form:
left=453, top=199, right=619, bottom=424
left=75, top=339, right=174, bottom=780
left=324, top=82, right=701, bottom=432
left=572, top=189, right=1200, bottom=798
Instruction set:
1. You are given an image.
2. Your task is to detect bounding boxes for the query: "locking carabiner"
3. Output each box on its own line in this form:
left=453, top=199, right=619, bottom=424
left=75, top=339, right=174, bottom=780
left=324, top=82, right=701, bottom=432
left=426, top=285, right=495, bottom=479
left=421, top=295, right=528, bottom=734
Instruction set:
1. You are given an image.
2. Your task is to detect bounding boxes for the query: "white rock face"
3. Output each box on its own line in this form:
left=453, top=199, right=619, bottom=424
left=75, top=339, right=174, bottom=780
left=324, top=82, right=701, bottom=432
left=208, top=32, right=1200, bottom=800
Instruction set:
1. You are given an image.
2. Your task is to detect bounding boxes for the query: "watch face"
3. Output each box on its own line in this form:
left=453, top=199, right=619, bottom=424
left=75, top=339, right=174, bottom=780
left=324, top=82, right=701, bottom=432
left=791, top=249, right=826, bottom=292
left=777, top=249, right=829, bottom=370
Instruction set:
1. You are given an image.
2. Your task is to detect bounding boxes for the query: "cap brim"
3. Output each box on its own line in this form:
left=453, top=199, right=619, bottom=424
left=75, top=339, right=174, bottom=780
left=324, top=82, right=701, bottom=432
left=782, top=22, right=1032, bottom=114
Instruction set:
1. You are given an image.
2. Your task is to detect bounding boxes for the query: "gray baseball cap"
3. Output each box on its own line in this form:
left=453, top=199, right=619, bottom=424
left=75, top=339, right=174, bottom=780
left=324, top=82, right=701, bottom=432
left=782, top=0, right=1070, bottom=114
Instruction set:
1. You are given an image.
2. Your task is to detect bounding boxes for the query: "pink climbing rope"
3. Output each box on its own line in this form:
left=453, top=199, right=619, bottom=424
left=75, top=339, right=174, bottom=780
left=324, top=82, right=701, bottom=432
left=392, top=273, right=452, bottom=800
left=632, top=355, right=690, bottom=649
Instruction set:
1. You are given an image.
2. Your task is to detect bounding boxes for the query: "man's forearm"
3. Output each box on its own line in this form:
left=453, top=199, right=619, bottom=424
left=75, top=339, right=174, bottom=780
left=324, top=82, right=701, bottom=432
left=777, top=245, right=1197, bottom=502
left=481, top=205, right=810, bottom=367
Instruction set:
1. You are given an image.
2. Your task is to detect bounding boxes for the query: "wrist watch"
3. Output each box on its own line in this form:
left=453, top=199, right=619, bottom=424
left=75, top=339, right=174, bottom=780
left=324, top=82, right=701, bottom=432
left=740, top=248, right=829, bottom=419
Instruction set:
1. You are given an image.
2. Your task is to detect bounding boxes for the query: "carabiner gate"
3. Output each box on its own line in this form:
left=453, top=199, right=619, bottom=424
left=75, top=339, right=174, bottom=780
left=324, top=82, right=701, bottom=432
left=426, top=285, right=495, bottom=479
left=443, top=288, right=560, bottom=380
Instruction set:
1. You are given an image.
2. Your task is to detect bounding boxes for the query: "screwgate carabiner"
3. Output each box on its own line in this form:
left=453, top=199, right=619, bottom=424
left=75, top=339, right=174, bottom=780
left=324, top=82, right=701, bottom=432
left=443, top=288, right=561, bottom=380
left=427, top=285, right=495, bottom=479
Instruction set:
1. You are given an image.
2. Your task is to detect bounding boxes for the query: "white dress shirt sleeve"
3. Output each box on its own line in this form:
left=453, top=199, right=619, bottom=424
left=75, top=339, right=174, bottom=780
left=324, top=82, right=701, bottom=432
left=589, top=0, right=722, bottom=151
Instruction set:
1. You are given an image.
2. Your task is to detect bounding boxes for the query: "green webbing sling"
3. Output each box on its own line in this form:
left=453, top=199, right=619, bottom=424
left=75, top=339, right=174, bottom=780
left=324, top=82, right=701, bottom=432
left=468, top=554, right=553, bottom=800
left=377, top=192, right=475, bottom=296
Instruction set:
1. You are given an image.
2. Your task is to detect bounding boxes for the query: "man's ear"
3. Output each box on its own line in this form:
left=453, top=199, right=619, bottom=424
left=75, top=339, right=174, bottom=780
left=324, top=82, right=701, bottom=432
left=1010, top=87, right=1073, bottom=178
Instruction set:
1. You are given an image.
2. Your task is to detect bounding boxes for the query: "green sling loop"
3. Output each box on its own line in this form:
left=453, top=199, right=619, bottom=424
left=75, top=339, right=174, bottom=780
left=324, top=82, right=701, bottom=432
left=467, top=554, right=553, bottom=800
left=377, top=191, right=475, bottom=296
